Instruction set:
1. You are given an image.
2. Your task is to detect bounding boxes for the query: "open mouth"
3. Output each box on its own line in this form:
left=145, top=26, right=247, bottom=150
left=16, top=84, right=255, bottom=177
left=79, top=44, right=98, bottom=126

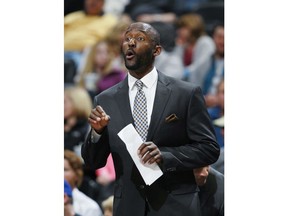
left=125, top=50, right=135, bottom=60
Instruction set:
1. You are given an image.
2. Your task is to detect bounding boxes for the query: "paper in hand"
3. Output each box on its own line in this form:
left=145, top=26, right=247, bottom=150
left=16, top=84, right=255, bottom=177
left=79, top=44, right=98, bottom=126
left=117, top=124, right=163, bottom=185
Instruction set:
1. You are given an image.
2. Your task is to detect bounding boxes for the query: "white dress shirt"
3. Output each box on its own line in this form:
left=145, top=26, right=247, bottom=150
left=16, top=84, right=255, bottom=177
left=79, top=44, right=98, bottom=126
left=128, top=67, right=158, bottom=126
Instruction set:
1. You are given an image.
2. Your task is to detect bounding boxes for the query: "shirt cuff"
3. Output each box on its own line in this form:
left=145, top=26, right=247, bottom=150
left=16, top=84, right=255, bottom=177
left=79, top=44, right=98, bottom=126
left=90, top=128, right=101, bottom=143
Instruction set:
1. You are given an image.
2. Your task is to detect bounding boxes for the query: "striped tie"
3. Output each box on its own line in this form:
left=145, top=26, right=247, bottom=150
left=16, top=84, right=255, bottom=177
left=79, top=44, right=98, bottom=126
left=133, top=80, right=148, bottom=142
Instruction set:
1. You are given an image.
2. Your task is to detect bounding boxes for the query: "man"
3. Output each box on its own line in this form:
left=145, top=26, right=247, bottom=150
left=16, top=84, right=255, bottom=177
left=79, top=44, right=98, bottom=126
left=82, top=22, right=220, bottom=216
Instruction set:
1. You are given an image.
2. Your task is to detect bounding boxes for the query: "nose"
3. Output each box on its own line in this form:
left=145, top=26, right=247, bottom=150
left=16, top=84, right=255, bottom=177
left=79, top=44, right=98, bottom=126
left=128, top=38, right=136, bottom=47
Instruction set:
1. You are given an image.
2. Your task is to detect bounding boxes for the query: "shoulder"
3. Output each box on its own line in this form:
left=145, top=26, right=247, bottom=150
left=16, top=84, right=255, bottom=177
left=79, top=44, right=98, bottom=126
left=99, top=13, right=118, bottom=24
left=198, top=35, right=214, bottom=43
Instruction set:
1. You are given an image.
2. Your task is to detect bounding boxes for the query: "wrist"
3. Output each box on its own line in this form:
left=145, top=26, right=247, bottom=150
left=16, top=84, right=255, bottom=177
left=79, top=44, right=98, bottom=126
left=92, top=127, right=104, bottom=135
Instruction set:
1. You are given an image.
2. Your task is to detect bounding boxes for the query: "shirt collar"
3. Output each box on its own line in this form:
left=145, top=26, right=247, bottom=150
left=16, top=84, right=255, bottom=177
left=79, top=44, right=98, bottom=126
left=128, top=67, right=158, bottom=90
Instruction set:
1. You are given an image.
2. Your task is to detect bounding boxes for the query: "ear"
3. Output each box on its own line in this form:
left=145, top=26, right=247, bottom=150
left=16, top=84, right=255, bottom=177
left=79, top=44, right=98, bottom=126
left=153, top=45, right=162, bottom=57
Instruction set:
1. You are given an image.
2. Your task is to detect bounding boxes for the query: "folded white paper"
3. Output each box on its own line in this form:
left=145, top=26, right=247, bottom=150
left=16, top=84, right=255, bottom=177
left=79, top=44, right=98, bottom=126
left=117, top=124, right=163, bottom=185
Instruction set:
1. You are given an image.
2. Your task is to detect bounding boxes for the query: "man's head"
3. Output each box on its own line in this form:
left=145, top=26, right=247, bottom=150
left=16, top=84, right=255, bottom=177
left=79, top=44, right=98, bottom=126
left=121, top=22, right=162, bottom=79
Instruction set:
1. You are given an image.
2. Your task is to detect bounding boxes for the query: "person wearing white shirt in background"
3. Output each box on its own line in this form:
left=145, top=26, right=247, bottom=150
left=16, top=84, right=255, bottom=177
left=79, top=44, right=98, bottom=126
left=65, top=150, right=103, bottom=216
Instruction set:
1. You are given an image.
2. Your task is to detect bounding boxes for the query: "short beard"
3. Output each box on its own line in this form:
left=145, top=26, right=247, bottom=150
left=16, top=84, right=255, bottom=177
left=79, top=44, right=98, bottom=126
left=125, top=60, right=140, bottom=70
left=123, top=49, right=154, bottom=71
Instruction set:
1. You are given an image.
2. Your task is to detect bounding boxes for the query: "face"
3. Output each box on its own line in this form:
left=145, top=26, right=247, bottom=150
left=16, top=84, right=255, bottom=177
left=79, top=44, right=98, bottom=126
left=64, top=159, right=78, bottom=188
left=213, top=26, right=224, bottom=57
left=176, top=27, right=190, bottom=45
left=121, top=23, right=161, bottom=78
left=85, top=0, right=104, bottom=15
left=94, top=42, right=109, bottom=71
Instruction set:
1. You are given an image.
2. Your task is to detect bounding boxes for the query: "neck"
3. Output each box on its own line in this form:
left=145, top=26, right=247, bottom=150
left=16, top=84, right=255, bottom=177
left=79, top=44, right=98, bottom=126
left=128, top=65, right=154, bottom=79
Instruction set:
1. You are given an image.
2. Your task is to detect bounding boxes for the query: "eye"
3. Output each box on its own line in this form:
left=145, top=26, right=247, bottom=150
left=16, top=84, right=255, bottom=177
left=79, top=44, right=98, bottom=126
left=137, top=37, right=144, bottom=41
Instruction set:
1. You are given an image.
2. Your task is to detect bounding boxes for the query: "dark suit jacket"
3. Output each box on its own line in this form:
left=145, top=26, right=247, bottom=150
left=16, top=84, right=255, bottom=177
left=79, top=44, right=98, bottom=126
left=199, top=167, right=224, bottom=216
left=82, top=72, right=220, bottom=216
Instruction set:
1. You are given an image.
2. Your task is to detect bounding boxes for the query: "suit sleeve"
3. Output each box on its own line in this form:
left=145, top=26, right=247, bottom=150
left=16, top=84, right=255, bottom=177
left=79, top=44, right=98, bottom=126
left=159, top=86, right=220, bottom=172
left=81, top=97, right=111, bottom=170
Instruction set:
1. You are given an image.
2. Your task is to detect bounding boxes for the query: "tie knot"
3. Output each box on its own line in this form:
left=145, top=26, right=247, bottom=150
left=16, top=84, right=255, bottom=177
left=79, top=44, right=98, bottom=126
left=135, top=80, right=144, bottom=91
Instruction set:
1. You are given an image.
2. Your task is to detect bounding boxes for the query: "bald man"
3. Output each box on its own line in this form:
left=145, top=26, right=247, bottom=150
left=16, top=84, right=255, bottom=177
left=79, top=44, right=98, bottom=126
left=82, top=22, right=220, bottom=216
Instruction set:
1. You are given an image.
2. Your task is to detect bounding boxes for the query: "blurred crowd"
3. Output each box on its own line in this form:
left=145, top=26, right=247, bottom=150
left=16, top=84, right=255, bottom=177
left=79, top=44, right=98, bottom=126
left=64, top=0, right=224, bottom=215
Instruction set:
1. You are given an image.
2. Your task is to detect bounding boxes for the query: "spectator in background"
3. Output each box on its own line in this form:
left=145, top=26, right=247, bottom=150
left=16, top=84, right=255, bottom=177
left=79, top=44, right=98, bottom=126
left=203, top=24, right=224, bottom=107
left=64, top=150, right=103, bottom=216
left=64, top=0, right=117, bottom=70
left=64, top=86, right=92, bottom=156
left=175, top=13, right=215, bottom=87
left=208, top=79, right=224, bottom=149
left=77, top=39, right=127, bottom=100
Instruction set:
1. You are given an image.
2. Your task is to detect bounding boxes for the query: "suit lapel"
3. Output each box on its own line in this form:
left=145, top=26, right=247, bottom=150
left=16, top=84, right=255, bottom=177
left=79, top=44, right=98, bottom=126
left=147, top=72, right=171, bottom=141
left=114, top=77, right=134, bottom=128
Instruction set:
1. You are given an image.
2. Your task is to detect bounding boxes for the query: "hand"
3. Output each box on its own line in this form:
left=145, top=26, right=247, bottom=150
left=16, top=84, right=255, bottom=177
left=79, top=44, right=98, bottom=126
left=193, top=166, right=210, bottom=186
left=88, top=105, right=110, bottom=134
left=138, top=142, right=162, bottom=165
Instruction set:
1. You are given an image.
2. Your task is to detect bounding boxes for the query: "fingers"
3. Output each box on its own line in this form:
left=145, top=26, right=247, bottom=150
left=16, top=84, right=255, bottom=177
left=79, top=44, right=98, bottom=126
left=138, top=142, right=162, bottom=165
left=88, top=105, right=110, bottom=131
left=96, top=105, right=110, bottom=119
left=91, top=106, right=110, bottom=119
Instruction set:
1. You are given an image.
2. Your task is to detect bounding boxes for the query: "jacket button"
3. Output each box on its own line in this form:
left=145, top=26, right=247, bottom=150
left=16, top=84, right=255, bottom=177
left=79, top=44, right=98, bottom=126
left=166, top=167, right=176, bottom=172
left=139, top=185, right=145, bottom=189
